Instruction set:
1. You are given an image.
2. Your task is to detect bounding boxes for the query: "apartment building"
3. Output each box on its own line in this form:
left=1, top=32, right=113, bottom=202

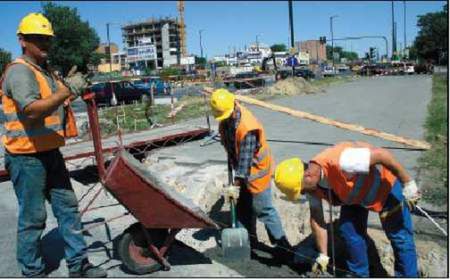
left=122, top=17, right=183, bottom=69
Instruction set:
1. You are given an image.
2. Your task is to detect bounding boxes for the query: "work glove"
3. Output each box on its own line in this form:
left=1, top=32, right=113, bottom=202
left=311, top=253, right=329, bottom=273
left=64, top=66, right=89, bottom=99
left=402, top=180, right=421, bottom=210
left=223, top=185, right=240, bottom=204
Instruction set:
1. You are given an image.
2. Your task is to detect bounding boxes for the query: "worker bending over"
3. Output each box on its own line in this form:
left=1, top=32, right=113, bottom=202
left=1, top=13, right=106, bottom=277
left=210, top=88, right=291, bottom=262
left=274, top=141, right=419, bottom=277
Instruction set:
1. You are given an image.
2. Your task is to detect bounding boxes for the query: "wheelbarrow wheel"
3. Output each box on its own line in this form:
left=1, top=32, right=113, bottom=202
left=118, top=223, right=169, bottom=275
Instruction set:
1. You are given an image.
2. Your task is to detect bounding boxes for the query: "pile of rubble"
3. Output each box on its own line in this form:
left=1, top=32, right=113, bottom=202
left=262, top=77, right=319, bottom=96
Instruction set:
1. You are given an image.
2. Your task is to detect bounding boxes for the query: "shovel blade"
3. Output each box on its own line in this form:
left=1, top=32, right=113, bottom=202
left=221, top=227, right=251, bottom=261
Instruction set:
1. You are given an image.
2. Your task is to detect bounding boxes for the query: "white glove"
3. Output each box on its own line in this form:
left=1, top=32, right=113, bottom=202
left=311, top=253, right=329, bottom=273
left=223, top=185, right=240, bottom=203
left=402, top=180, right=421, bottom=210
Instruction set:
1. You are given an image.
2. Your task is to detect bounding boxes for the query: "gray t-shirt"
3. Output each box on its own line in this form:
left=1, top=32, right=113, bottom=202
left=1, top=55, right=63, bottom=120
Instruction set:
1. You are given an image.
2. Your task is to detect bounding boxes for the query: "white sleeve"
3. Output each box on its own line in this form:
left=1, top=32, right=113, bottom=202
left=339, top=148, right=370, bottom=174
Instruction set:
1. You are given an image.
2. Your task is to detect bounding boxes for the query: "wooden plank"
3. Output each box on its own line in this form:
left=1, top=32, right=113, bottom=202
left=202, top=87, right=431, bottom=150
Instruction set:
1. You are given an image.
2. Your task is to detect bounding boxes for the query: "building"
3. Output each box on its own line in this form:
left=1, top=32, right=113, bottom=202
left=295, top=40, right=326, bottom=64
left=122, top=17, right=183, bottom=69
left=95, top=43, right=122, bottom=73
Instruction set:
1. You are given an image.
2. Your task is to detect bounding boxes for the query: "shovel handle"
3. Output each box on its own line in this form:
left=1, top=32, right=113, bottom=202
left=227, top=154, right=238, bottom=228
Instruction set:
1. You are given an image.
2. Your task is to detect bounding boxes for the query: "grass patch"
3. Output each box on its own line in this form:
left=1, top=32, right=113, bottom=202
left=419, top=74, right=448, bottom=206
left=95, top=75, right=357, bottom=137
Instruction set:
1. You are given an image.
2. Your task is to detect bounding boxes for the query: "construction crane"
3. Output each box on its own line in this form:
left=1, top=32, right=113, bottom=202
left=177, top=0, right=187, bottom=57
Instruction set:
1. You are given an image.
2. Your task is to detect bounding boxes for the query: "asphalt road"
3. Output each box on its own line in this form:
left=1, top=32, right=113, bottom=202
left=0, top=74, right=433, bottom=277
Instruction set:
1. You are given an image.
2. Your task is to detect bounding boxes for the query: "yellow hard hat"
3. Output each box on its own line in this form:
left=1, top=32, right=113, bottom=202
left=274, top=157, right=304, bottom=201
left=17, top=13, right=54, bottom=36
left=210, top=88, right=235, bottom=121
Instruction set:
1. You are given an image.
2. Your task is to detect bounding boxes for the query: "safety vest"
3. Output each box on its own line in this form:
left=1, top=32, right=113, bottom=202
left=220, top=103, right=273, bottom=194
left=0, top=58, right=78, bottom=154
left=311, top=142, right=397, bottom=212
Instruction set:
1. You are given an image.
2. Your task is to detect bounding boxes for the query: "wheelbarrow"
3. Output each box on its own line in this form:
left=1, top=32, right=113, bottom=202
left=78, top=91, right=219, bottom=274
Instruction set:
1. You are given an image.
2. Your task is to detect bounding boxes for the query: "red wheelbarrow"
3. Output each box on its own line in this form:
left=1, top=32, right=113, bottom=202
left=78, top=91, right=219, bottom=274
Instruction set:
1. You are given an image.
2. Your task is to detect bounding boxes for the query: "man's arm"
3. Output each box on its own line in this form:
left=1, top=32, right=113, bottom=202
left=234, top=131, right=257, bottom=186
left=369, top=147, right=411, bottom=184
left=308, top=194, right=328, bottom=255
left=23, top=80, right=72, bottom=120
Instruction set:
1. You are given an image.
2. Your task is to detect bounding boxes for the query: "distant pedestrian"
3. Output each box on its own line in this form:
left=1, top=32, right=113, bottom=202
left=0, top=13, right=107, bottom=278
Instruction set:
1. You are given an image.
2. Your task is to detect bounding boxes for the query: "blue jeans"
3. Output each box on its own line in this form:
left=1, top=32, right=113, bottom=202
left=236, top=186, right=285, bottom=244
left=338, top=180, right=418, bottom=277
left=5, top=149, right=88, bottom=277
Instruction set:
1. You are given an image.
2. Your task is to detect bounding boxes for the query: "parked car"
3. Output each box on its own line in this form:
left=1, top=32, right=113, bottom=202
left=132, top=78, right=166, bottom=95
left=233, top=72, right=265, bottom=89
left=90, top=80, right=149, bottom=106
left=322, top=66, right=336, bottom=77
left=294, top=68, right=316, bottom=80
left=404, top=63, right=415, bottom=75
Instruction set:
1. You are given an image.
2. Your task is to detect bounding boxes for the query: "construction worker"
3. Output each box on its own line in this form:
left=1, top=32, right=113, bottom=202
left=0, top=13, right=107, bottom=277
left=210, top=88, right=292, bottom=262
left=274, top=141, right=420, bottom=277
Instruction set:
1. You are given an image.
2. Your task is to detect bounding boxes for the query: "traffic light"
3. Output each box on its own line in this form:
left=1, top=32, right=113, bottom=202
left=369, top=47, right=377, bottom=60
left=319, top=36, right=327, bottom=44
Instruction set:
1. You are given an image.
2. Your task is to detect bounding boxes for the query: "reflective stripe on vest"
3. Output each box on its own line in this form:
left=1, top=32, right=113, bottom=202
left=252, top=147, right=269, bottom=165
left=1, top=58, right=66, bottom=153
left=345, top=168, right=382, bottom=207
left=248, top=167, right=270, bottom=182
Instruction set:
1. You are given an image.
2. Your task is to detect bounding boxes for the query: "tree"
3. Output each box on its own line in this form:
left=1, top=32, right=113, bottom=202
left=42, top=2, right=100, bottom=75
left=0, top=48, right=12, bottom=75
left=270, top=44, right=287, bottom=52
left=326, top=46, right=358, bottom=62
left=412, top=4, right=447, bottom=65
left=195, top=56, right=207, bottom=66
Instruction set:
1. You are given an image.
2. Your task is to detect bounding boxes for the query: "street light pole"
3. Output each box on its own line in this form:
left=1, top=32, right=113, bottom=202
left=106, top=23, right=113, bottom=74
left=391, top=0, right=397, bottom=57
left=288, top=0, right=295, bottom=76
left=256, top=34, right=260, bottom=52
left=403, top=0, right=407, bottom=58
left=199, top=29, right=204, bottom=58
left=330, top=15, right=338, bottom=75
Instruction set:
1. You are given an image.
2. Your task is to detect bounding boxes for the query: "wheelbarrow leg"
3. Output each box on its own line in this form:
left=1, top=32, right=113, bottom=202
left=140, top=224, right=171, bottom=270
left=159, top=229, right=180, bottom=257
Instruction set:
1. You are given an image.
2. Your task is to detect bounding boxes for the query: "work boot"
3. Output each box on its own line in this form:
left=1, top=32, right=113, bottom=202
left=273, top=236, right=294, bottom=264
left=68, top=261, right=107, bottom=278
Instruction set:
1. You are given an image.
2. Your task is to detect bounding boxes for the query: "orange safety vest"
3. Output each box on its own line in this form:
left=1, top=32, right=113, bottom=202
left=0, top=58, right=78, bottom=154
left=220, top=103, right=273, bottom=194
left=311, top=142, right=397, bottom=212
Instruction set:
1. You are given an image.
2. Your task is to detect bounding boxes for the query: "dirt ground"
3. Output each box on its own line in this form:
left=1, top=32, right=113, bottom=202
left=140, top=152, right=448, bottom=277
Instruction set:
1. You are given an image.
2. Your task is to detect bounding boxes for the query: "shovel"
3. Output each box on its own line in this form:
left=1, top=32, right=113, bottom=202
left=220, top=156, right=251, bottom=261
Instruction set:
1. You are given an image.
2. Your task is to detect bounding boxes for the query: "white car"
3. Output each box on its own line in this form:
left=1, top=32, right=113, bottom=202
left=322, top=66, right=336, bottom=77
left=404, top=63, right=415, bottom=75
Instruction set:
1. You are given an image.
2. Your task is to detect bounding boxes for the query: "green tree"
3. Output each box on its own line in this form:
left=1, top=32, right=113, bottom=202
left=0, top=48, right=12, bottom=75
left=42, top=2, right=100, bottom=75
left=326, top=46, right=358, bottom=62
left=270, top=44, right=287, bottom=52
left=413, top=4, right=447, bottom=65
left=195, top=56, right=207, bottom=66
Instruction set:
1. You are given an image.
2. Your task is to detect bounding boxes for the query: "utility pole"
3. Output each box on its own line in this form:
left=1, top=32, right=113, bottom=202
left=106, top=23, right=113, bottom=74
left=288, top=0, right=295, bottom=76
left=391, top=0, right=397, bottom=57
left=330, top=15, right=338, bottom=75
left=256, top=34, right=259, bottom=52
left=199, top=29, right=204, bottom=58
left=403, top=0, right=407, bottom=58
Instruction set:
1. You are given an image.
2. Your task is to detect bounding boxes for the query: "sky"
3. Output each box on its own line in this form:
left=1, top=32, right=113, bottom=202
left=1, top=1, right=446, bottom=59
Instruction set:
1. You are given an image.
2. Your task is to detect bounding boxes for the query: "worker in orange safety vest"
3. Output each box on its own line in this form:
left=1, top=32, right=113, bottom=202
left=0, top=13, right=106, bottom=278
left=210, top=88, right=292, bottom=263
left=274, top=141, right=420, bottom=277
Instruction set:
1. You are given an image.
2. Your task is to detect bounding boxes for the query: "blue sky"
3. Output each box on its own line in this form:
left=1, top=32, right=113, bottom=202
left=1, top=1, right=446, bottom=59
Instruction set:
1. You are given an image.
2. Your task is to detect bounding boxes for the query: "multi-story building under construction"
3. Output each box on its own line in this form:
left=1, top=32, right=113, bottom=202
left=121, top=17, right=184, bottom=70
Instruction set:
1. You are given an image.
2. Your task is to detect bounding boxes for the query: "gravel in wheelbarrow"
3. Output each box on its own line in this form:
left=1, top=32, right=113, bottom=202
left=103, top=149, right=219, bottom=274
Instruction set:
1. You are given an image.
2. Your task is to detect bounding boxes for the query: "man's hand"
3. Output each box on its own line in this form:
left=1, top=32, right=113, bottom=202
left=223, top=185, right=240, bottom=203
left=311, top=253, right=329, bottom=273
left=64, top=66, right=89, bottom=99
left=403, top=180, right=421, bottom=210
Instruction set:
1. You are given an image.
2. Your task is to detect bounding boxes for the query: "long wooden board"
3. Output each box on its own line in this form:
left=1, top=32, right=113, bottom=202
left=202, top=87, right=431, bottom=150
